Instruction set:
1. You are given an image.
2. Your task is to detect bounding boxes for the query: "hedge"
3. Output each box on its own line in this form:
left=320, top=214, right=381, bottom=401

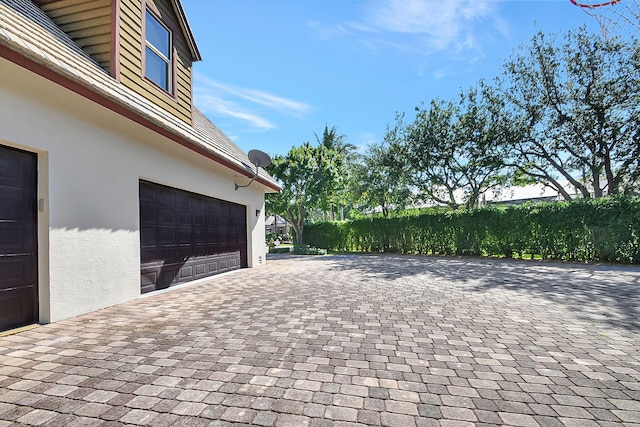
left=303, top=196, right=640, bottom=264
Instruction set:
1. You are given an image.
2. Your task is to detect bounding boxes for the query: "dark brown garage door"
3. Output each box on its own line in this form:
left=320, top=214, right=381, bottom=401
left=0, top=145, right=38, bottom=332
left=139, top=180, right=247, bottom=293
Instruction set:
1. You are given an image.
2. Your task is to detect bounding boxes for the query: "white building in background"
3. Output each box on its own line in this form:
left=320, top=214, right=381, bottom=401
left=483, top=183, right=567, bottom=206
left=265, top=215, right=291, bottom=236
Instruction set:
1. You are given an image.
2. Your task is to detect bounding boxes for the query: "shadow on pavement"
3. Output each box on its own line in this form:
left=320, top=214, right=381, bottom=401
left=306, top=253, right=640, bottom=333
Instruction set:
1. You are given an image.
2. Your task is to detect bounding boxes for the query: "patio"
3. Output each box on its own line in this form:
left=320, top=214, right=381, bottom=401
left=1, top=254, right=639, bottom=426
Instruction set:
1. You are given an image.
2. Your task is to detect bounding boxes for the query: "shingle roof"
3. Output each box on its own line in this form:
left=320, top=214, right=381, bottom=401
left=0, top=0, right=279, bottom=191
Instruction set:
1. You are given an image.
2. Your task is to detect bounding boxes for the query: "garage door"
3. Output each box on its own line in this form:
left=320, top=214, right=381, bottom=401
left=0, top=145, right=38, bottom=332
left=139, top=180, right=247, bottom=293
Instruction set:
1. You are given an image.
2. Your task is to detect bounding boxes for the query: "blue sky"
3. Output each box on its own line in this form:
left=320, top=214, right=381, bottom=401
left=182, top=0, right=606, bottom=157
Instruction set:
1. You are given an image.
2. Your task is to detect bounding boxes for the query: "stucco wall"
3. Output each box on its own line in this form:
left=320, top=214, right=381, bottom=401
left=0, top=57, right=268, bottom=323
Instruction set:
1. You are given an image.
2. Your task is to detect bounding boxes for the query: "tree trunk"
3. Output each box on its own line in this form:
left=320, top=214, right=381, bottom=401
left=295, top=222, right=304, bottom=246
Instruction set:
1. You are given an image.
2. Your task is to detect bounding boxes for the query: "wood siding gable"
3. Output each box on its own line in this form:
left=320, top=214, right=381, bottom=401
left=36, top=0, right=197, bottom=126
left=39, top=0, right=113, bottom=74
left=118, top=0, right=194, bottom=125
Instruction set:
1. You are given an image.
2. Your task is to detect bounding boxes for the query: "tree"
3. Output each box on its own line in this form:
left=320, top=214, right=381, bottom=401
left=314, top=125, right=355, bottom=220
left=349, top=124, right=413, bottom=217
left=398, top=84, right=509, bottom=210
left=266, top=142, right=343, bottom=245
left=501, top=29, right=640, bottom=199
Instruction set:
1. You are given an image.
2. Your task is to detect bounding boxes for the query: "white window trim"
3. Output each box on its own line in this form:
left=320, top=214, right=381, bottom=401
left=145, top=10, right=173, bottom=93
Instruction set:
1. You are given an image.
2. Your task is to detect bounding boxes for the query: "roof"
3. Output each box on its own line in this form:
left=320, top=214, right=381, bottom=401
left=265, top=215, right=287, bottom=226
left=0, top=0, right=279, bottom=191
left=169, top=0, right=202, bottom=61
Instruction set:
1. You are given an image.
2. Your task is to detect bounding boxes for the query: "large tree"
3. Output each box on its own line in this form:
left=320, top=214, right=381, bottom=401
left=397, top=84, right=509, bottom=210
left=349, top=124, right=413, bottom=217
left=266, top=142, right=343, bottom=245
left=314, top=125, right=354, bottom=220
left=501, top=29, right=640, bottom=199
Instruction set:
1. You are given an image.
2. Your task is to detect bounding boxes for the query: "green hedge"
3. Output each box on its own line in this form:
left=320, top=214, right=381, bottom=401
left=304, top=196, right=640, bottom=264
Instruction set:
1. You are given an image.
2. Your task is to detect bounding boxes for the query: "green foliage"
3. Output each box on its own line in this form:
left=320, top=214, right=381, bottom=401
left=348, top=130, right=413, bottom=217
left=304, top=197, right=640, bottom=264
left=292, top=245, right=327, bottom=255
left=266, top=138, right=346, bottom=245
left=266, top=233, right=278, bottom=241
left=501, top=28, right=640, bottom=198
left=393, top=83, right=511, bottom=210
left=269, top=246, right=292, bottom=254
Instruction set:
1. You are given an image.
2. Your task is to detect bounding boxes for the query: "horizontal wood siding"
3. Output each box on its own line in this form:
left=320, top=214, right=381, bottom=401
left=118, top=0, right=193, bottom=125
left=41, top=0, right=112, bottom=73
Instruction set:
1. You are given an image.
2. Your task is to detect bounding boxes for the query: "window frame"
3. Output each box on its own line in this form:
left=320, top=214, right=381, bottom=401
left=143, top=9, right=173, bottom=94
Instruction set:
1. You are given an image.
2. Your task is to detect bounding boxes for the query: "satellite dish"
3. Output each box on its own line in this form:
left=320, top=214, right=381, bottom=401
left=248, top=149, right=272, bottom=169
left=235, top=149, right=271, bottom=190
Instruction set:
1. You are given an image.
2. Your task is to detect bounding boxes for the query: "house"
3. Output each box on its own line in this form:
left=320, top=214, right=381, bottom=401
left=483, top=184, right=564, bottom=206
left=265, top=215, right=290, bottom=237
left=0, top=0, right=280, bottom=333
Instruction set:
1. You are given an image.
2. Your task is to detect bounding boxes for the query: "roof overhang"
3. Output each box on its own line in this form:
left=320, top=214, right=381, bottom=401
left=32, top=0, right=202, bottom=62
left=170, top=0, right=202, bottom=62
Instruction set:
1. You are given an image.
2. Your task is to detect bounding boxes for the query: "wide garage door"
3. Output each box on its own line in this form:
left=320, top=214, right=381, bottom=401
left=0, top=145, right=38, bottom=332
left=139, top=180, right=247, bottom=294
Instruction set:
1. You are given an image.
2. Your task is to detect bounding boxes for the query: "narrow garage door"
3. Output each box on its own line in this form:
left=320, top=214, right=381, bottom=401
left=139, top=180, right=247, bottom=294
left=0, top=145, right=38, bottom=332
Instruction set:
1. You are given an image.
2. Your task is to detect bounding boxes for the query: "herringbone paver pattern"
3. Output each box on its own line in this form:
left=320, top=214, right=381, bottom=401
left=0, top=254, right=639, bottom=426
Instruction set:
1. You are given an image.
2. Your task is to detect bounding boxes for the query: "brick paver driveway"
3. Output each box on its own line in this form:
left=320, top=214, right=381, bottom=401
left=1, top=255, right=639, bottom=427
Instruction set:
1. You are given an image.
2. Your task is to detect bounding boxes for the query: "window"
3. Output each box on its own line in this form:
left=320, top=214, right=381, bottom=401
left=145, top=10, right=172, bottom=92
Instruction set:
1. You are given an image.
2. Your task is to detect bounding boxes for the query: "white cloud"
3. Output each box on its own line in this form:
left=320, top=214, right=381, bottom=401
left=308, top=0, right=503, bottom=56
left=195, top=93, right=275, bottom=130
left=360, top=0, right=499, bottom=51
left=193, top=72, right=312, bottom=130
left=307, top=20, right=351, bottom=40
left=347, top=131, right=379, bottom=154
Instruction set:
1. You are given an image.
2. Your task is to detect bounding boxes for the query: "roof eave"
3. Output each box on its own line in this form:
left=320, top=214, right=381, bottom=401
left=0, top=41, right=280, bottom=192
left=171, top=0, right=202, bottom=62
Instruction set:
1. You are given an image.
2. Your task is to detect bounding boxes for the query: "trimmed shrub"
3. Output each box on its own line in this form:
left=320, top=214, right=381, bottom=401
left=304, top=196, right=640, bottom=264
left=293, top=245, right=327, bottom=255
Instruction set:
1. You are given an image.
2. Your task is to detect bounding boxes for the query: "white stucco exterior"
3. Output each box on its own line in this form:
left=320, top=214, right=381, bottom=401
left=0, top=57, right=268, bottom=324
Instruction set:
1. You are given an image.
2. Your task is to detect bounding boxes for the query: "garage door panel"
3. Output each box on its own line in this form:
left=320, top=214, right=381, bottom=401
left=178, top=246, right=191, bottom=260
left=140, top=226, right=157, bottom=244
left=0, top=191, right=32, bottom=220
left=0, top=257, right=29, bottom=290
left=157, top=189, right=176, bottom=206
left=159, top=247, right=176, bottom=261
left=158, top=209, right=175, bottom=225
left=193, top=244, right=206, bottom=257
left=159, top=227, right=176, bottom=245
left=193, top=213, right=205, bottom=227
left=139, top=182, right=157, bottom=202
left=140, top=253, right=242, bottom=293
left=140, top=247, right=157, bottom=264
left=179, top=265, right=193, bottom=280
left=139, top=205, right=157, bottom=225
left=140, top=269, right=158, bottom=294
left=0, top=286, right=37, bottom=331
left=178, top=228, right=191, bottom=244
left=192, top=197, right=205, bottom=211
left=159, top=265, right=179, bottom=288
left=140, top=181, right=247, bottom=293
left=178, top=212, right=191, bottom=226
left=0, top=222, right=33, bottom=253
left=193, top=228, right=206, bottom=244
left=176, top=195, right=186, bottom=209
left=195, top=263, right=206, bottom=276
left=0, top=145, right=37, bottom=332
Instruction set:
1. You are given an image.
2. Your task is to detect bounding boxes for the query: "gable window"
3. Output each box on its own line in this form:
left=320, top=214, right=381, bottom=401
left=145, top=10, right=172, bottom=92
